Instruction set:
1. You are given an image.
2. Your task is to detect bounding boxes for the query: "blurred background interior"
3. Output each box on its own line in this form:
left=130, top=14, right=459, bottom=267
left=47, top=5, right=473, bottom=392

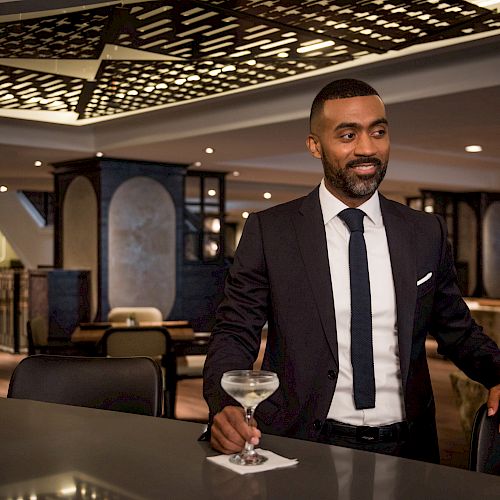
left=0, top=0, right=499, bottom=470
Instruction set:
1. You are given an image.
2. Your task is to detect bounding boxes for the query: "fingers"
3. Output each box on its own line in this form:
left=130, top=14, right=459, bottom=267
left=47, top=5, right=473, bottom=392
left=210, top=406, right=261, bottom=454
left=486, top=384, right=500, bottom=421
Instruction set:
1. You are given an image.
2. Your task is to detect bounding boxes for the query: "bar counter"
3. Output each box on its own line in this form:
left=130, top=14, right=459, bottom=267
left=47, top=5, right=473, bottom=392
left=1, top=398, right=499, bottom=499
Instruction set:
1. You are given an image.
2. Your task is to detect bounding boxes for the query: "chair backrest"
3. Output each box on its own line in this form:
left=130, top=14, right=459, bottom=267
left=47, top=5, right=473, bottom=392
left=99, top=326, right=171, bottom=359
left=7, top=355, right=163, bottom=417
left=27, top=317, right=49, bottom=355
left=108, top=307, right=163, bottom=323
left=469, top=403, right=500, bottom=474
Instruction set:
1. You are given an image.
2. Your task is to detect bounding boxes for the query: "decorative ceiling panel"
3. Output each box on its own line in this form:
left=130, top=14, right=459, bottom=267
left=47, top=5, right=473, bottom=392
left=207, top=0, right=500, bottom=51
left=0, top=7, right=113, bottom=59
left=79, top=57, right=335, bottom=119
left=0, top=65, right=84, bottom=111
left=0, top=0, right=498, bottom=122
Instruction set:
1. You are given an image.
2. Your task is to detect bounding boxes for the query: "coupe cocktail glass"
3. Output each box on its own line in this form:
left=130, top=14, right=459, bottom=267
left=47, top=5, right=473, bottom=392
left=221, top=370, right=279, bottom=465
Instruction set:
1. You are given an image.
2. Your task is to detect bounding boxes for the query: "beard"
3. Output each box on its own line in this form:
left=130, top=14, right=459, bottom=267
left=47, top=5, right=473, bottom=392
left=322, top=153, right=387, bottom=199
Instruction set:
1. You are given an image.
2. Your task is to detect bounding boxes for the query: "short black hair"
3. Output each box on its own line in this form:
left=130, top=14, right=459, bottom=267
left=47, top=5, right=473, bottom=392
left=309, top=78, right=380, bottom=128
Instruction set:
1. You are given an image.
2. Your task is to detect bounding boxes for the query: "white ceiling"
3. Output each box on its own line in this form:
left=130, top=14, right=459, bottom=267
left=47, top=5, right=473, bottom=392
left=0, top=0, right=499, bottom=221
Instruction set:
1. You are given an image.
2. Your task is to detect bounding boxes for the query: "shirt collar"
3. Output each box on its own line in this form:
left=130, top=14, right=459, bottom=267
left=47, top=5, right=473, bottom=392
left=319, top=178, right=382, bottom=227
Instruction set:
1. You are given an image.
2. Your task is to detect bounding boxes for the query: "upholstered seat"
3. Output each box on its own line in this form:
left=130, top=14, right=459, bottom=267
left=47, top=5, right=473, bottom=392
left=469, top=403, right=500, bottom=474
left=98, top=326, right=177, bottom=418
left=107, top=307, right=163, bottom=323
left=8, top=354, right=163, bottom=417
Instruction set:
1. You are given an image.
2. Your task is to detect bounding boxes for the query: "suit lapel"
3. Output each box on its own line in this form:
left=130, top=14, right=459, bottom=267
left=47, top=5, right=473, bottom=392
left=379, top=195, right=416, bottom=392
left=293, top=187, right=338, bottom=370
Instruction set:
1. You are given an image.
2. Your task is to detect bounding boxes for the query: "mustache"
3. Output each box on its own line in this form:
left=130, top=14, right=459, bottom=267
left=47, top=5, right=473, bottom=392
left=346, top=157, right=382, bottom=169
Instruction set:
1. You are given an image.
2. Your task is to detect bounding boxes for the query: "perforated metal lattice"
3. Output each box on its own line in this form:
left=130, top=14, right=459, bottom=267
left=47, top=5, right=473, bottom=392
left=0, top=0, right=498, bottom=120
left=206, top=0, right=500, bottom=51
left=0, top=65, right=84, bottom=111
left=0, top=7, right=112, bottom=59
left=80, top=57, right=334, bottom=119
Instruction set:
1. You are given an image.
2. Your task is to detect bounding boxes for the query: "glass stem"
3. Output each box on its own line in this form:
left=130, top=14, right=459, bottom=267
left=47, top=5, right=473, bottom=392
left=244, top=407, right=255, bottom=453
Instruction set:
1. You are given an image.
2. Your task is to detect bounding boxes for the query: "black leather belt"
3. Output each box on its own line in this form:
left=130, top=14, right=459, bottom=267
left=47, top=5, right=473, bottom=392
left=321, top=419, right=409, bottom=443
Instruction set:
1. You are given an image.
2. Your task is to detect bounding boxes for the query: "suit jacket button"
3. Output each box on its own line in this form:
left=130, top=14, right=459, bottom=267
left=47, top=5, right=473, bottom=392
left=327, top=370, right=336, bottom=380
left=313, top=419, right=322, bottom=431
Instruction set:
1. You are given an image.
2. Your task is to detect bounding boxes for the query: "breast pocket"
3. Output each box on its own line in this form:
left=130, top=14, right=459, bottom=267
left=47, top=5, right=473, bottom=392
left=416, top=272, right=434, bottom=298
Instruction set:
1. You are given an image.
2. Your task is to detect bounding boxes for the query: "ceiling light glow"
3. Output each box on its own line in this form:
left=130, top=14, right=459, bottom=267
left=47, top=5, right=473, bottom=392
left=174, top=78, right=186, bottom=85
left=263, top=192, right=272, bottom=199
left=34, top=160, right=42, bottom=167
left=0, top=185, right=8, bottom=192
left=242, top=211, right=249, bottom=219
left=192, top=161, right=202, bottom=167
left=207, top=189, right=217, bottom=196
left=96, top=152, right=104, bottom=157
left=205, top=147, right=214, bottom=154
left=222, top=65, right=236, bottom=72
left=232, top=171, right=240, bottom=176
left=465, top=144, right=482, bottom=152
left=297, top=40, right=335, bottom=53
left=155, top=83, right=168, bottom=89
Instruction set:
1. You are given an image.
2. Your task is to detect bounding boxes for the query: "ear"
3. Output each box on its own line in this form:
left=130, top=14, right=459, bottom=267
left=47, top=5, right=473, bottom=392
left=306, top=134, right=322, bottom=159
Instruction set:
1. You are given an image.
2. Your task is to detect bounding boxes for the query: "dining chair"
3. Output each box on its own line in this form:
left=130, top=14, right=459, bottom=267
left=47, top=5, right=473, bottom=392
left=98, top=326, right=177, bottom=418
left=7, top=354, right=163, bottom=417
left=107, top=307, right=163, bottom=323
left=469, top=403, right=500, bottom=474
left=27, top=318, right=83, bottom=356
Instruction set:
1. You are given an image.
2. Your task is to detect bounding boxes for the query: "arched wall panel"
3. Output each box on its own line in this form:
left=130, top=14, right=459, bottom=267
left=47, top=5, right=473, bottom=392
left=63, top=176, right=98, bottom=319
left=483, top=201, right=500, bottom=298
left=108, top=176, right=176, bottom=317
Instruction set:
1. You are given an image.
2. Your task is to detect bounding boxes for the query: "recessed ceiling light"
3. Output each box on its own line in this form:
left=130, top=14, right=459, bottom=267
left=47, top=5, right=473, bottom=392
left=232, top=171, right=240, bottom=177
left=0, top=185, right=8, bottom=193
left=208, top=189, right=217, bottom=197
left=192, top=161, right=202, bottom=167
left=263, top=192, right=272, bottom=199
left=242, top=211, right=249, bottom=219
left=34, top=160, right=42, bottom=167
left=277, top=52, right=288, bottom=58
left=96, top=152, right=104, bottom=157
left=465, top=145, right=482, bottom=153
left=205, top=147, right=214, bottom=154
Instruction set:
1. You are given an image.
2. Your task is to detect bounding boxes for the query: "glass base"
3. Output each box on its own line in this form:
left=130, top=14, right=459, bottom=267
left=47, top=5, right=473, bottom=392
left=229, top=450, right=268, bottom=466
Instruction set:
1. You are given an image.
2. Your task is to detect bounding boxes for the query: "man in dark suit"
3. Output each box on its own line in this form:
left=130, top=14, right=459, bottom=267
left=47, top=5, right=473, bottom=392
left=203, top=78, right=500, bottom=462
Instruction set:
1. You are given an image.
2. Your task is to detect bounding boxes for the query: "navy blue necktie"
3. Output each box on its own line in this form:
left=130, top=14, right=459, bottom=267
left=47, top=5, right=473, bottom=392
left=338, top=208, right=375, bottom=410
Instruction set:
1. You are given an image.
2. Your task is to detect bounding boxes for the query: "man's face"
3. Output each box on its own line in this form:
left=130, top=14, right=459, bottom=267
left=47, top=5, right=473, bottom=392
left=306, top=95, right=390, bottom=207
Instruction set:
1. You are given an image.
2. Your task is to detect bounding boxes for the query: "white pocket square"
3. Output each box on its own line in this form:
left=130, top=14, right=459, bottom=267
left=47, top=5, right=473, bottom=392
left=416, top=272, right=432, bottom=286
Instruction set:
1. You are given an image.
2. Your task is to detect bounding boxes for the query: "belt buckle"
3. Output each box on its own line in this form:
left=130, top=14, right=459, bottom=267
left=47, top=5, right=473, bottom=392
left=356, top=425, right=379, bottom=443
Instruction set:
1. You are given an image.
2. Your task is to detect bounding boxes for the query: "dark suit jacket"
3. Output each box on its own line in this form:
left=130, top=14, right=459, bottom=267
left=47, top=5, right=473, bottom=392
left=203, top=187, right=500, bottom=461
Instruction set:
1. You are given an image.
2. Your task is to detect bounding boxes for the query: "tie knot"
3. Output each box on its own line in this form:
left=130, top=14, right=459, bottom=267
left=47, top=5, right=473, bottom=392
left=338, top=208, right=365, bottom=233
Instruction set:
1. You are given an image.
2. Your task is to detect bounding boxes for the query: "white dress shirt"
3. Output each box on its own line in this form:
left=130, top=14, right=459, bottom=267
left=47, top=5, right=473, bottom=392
left=319, top=179, right=405, bottom=425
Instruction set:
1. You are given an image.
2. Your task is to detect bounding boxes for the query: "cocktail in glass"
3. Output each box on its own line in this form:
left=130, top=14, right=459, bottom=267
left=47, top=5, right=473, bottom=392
left=221, top=370, right=279, bottom=465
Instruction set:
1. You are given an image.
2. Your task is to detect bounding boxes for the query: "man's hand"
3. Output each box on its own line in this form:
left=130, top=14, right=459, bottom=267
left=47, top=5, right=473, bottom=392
left=210, top=406, right=261, bottom=454
left=487, top=383, right=500, bottom=418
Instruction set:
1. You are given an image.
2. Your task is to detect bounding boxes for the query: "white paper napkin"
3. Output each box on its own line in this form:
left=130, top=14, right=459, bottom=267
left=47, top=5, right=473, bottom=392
left=207, top=449, right=298, bottom=475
